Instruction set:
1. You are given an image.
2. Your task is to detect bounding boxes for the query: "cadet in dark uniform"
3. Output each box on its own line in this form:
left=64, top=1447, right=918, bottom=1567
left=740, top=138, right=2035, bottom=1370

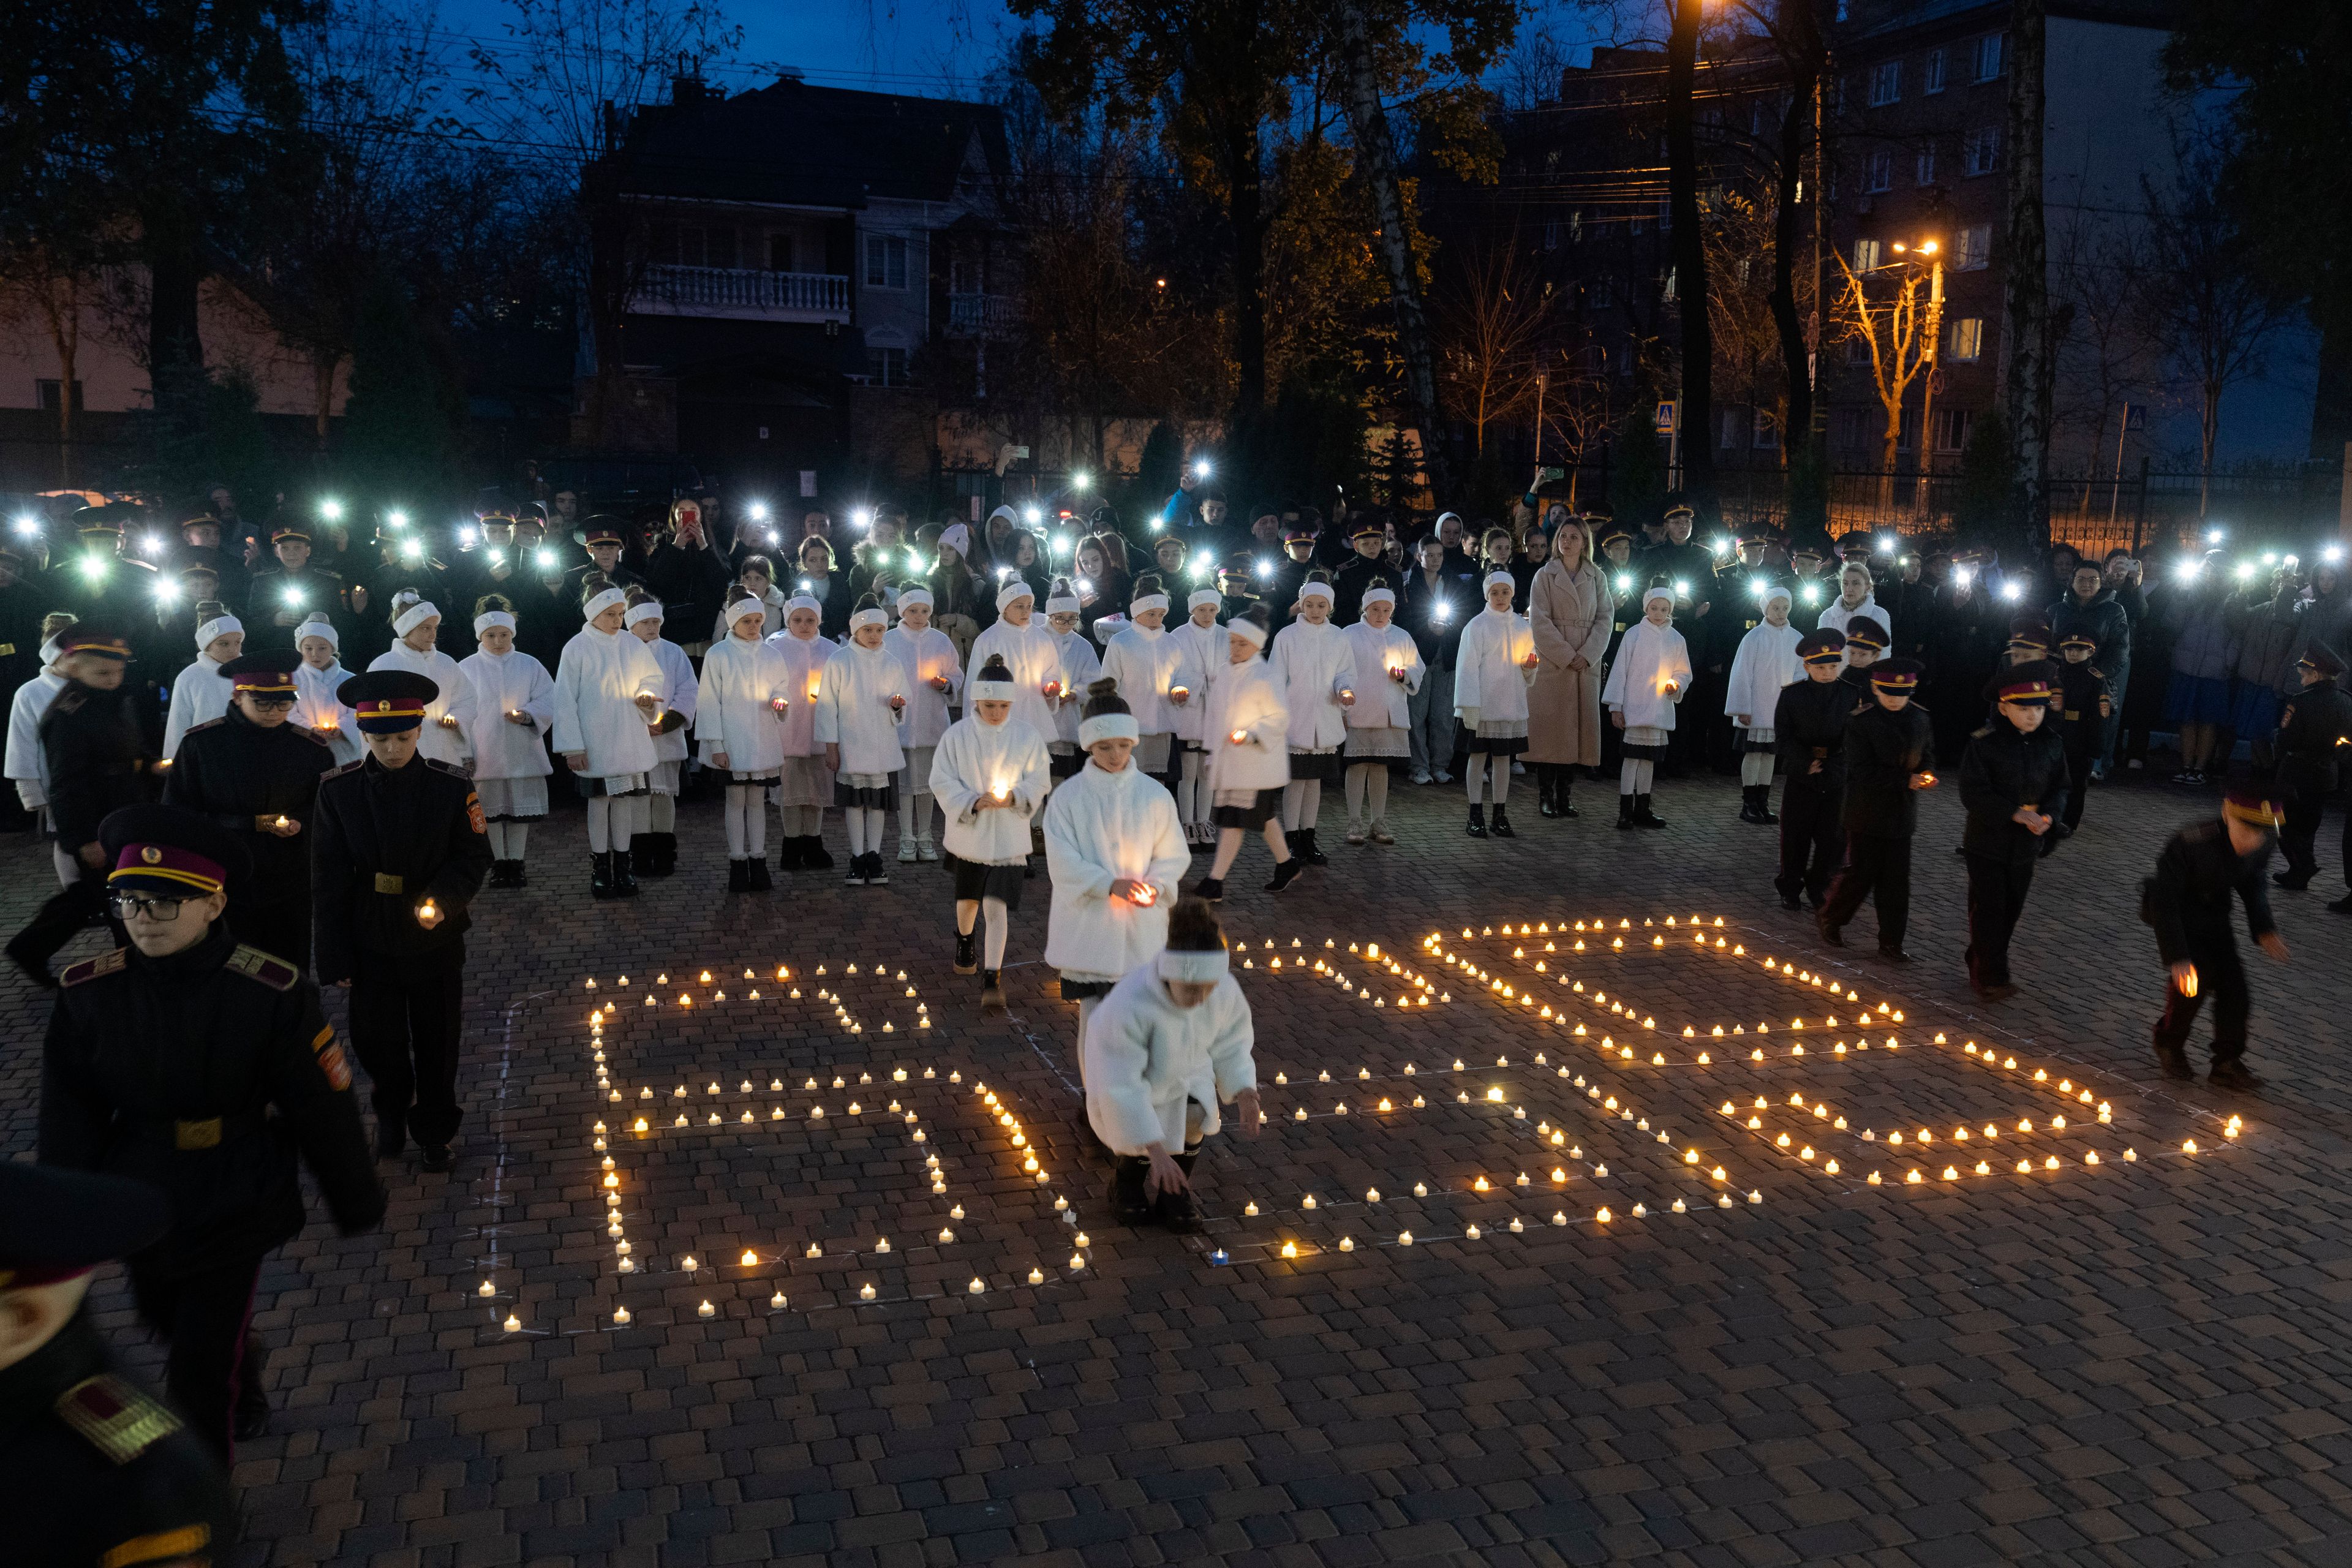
left=2270, top=644, right=2352, bottom=893
left=559, top=519, right=641, bottom=607
left=7, top=627, right=160, bottom=986
left=2052, top=631, right=2112, bottom=837
left=1834, top=616, right=1888, bottom=717
left=1215, top=553, right=1261, bottom=625
left=1330, top=522, right=1391, bottom=625
left=39, top=804, right=385, bottom=1460
left=0, top=1162, right=237, bottom=1568
left=162, top=654, right=336, bottom=970
left=311, top=670, right=494, bottom=1172
left=2149, top=784, right=2291, bottom=1088
left=1956, top=672, right=2071, bottom=998
left=243, top=522, right=347, bottom=657
left=1816, top=658, right=1937, bottom=960
left=1773, top=630, right=1850, bottom=910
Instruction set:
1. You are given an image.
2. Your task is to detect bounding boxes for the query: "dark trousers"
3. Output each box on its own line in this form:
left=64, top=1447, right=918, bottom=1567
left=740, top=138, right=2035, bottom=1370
left=350, top=938, right=467, bottom=1146
left=6, top=864, right=108, bottom=976
left=2154, top=932, right=2249, bottom=1063
left=2279, top=788, right=2326, bottom=881
left=1776, top=777, right=1844, bottom=903
left=128, top=1251, right=266, bottom=1464
left=2062, top=745, right=2094, bottom=831
left=229, top=896, right=311, bottom=974
left=1820, top=832, right=1912, bottom=951
left=1963, top=853, right=2036, bottom=989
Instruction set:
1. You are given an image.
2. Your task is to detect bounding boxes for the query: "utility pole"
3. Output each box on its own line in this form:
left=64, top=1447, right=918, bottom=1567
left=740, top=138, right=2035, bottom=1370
left=1909, top=241, right=1945, bottom=521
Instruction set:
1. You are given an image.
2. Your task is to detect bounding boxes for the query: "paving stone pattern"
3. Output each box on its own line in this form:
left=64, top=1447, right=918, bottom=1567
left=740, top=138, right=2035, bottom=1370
left=4, top=769, right=2350, bottom=1567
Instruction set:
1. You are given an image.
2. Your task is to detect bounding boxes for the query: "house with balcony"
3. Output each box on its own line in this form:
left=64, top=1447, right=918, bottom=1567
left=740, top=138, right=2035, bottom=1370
left=584, top=70, right=1012, bottom=503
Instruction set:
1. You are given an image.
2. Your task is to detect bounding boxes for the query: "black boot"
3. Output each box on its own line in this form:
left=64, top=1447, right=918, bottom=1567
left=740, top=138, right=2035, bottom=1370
left=979, top=968, right=1005, bottom=1010
left=1537, top=766, right=1560, bottom=818
left=1555, top=771, right=1577, bottom=818
left=233, top=1333, right=271, bottom=1441
left=1300, top=827, right=1328, bottom=865
left=1111, top=1158, right=1155, bottom=1225
left=1738, top=786, right=1761, bottom=824
left=643, top=831, right=677, bottom=876
left=1266, top=858, right=1304, bottom=893
left=954, top=929, right=979, bottom=974
left=1190, top=876, right=1225, bottom=902
left=590, top=852, right=615, bottom=900
left=1775, top=880, right=1803, bottom=911
left=727, top=858, right=750, bottom=894
left=1615, top=795, right=1638, bottom=830
left=1753, top=785, right=1778, bottom=824
left=771, top=836, right=802, bottom=872
left=802, top=835, right=834, bottom=870
left=746, top=856, right=772, bottom=892
left=611, top=849, right=639, bottom=895
left=1466, top=802, right=1487, bottom=838
left=1636, top=794, right=1668, bottom=829
left=1158, top=1152, right=1204, bottom=1234
left=864, top=850, right=889, bottom=886
left=508, top=858, right=528, bottom=888
left=1489, top=804, right=1516, bottom=839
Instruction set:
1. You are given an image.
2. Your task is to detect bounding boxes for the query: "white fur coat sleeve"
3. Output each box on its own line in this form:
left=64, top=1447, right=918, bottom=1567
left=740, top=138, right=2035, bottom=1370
left=1599, top=620, right=1693, bottom=730
left=929, top=714, right=1051, bottom=864
left=164, top=654, right=230, bottom=758
left=1082, top=965, right=1257, bottom=1156
left=550, top=627, right=665, bottom=775
left=696, top=636, right=791, bottom=772
left=7, top=672, right=62, bottom=807
left=885, top=625, right=962, bottom=748
left=646, top=636, right=697, bottom=763
left=813, top=640, right=908, bottom=775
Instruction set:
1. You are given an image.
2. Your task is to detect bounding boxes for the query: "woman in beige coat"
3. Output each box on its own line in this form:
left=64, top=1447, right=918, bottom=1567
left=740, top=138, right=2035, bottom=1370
left=1525, top=518, right=1611, bottom=817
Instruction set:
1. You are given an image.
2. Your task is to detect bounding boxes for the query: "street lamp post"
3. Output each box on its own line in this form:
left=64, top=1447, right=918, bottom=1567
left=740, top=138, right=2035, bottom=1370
left=1893, top=239, right=1944, bottom=522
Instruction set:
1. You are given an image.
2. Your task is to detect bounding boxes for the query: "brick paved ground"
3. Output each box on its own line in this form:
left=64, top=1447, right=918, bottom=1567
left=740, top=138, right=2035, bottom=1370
left=6, top=765, right=2351, bottom=1567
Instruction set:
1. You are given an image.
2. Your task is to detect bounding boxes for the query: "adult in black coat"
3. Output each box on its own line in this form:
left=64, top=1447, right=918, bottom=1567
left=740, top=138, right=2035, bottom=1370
left=2046, top=564, right=2131, bottom=678
left=243, top=525, right=349, bottom=657
left=641, top=500, right=736, bottom=655
left=2269, top=644, right=2352, bottom=893
left=40, top=802, right=384, bottom=1456
left=162, top=654, right=337, bottom=970
left=1772, top=632, right=1851, bottom=909
left=1956, top=674, right=2071, bottom=998
left=310, top=671, right=494, bottom=1170
left=1816, top=658, right=1937, bottom=959
left=1923, top=560, right=2007, bottom=763
left=2147, top=786, right=2290, bottom=1089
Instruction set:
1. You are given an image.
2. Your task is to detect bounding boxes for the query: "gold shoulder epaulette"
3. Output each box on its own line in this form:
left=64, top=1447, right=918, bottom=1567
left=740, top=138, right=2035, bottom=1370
left=225, top=944, right=299, bottom=990
left=55, top=1374, right=181, bottom=1464
left=59, top=949, right=129, bottom=988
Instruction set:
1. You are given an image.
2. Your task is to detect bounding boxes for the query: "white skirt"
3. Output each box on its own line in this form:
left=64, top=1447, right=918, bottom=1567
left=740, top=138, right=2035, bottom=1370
left=776, top=754, right=834, bottom=808
left=649, top=759, right=683, bottom=796
left=897, top=744, right=937, bottom=796
left=475, top=776, right=549, bottom=821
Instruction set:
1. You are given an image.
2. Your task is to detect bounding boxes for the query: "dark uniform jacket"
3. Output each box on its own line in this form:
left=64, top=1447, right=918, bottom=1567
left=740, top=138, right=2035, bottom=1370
left=40, top=680, right=162, bottom=854
left=1957, top=716, right=2071, bottom=862
left=0, top=1310, right=235, bottom=1568
left=1774, top=677, right=1851, bottom=791
left=514, top=575, right=582, bottom=674
left=2147, top=819, right=2276, bottom=964
left=2054, top=658, right=2112, bottom=758
left=39, top=921, right=385, bottom=1274
left=1330, top=554, right=1391, bottom=625
left=2274, top=676, right=2352, bottom=796
left=1841, top=701, right=1936, bottom=839
left=244, top=565, right=346, bottom=650
left=162, top=711, right=336, bottom=910
left=309, top=753, right=492, bottom=985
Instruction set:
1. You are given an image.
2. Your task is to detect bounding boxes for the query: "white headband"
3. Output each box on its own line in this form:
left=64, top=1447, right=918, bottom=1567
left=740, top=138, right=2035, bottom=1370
left=473, top=611, right=516, bottom=634
left=1157, top=949, right=1230, bottom=983
left=394, top=600, right=440, bottom=636
left=295, top=617, right=339, bottom=649
left=1485, top=570, right=1517, bottom=592
left=1189, top=588, right=1223, bottom=611
left=583, top=587, right=627, bottom=622
left=848, top=606, right=888, bottom=631
left=968, top=677, right=1015, bottom=702
left=1230, top=617, right=1269, bottom=649
left=1077, top=712, right=1140, bottom=747
left=1131, top=592, right=1169, bottom=615
left=785, top=593, right=821, bottom=615
left=896, top=587, right=933, bottom=610
left=1297, top=579, right=1333, bottom=603
left=726, top=595, right=767, bottom=624
left=625, top=601, right=664, bottom=628
left=197, top=614, right=243, bottom=648
left=997, top=579, right=1034, bottom=612
left=1046, top=592, right=1081, bottom=615
left=1362, top=586, right=1395, bottom=608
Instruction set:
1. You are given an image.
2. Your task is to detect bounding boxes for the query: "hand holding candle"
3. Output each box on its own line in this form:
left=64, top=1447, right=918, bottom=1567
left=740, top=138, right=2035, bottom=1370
left=505, top=707, right=533, bottom=726
left=1389, top=662, right=1407, bottom=683
left=928, top=674, right=951, bottom=692
left=1110, top=878, right=1156, bottom=907
left=1337, top=687, right=1355, bottom=708
left=437, top=714, right=461, bottom=729
left=888, top=693, right=906, bottom=712
left=417, top=897, right=443, bottom=930
left=769, top=694, right=789, bottom=713
left=1168, top=684, right=1189, bottom=705
left=1229, top=728, right=1248, bottom=745
left=271, top=815, right=297, bottom=837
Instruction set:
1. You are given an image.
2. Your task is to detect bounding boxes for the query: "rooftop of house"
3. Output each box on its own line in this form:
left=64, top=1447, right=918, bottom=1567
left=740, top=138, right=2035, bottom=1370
left=605, top=76, right=1009, bottom=213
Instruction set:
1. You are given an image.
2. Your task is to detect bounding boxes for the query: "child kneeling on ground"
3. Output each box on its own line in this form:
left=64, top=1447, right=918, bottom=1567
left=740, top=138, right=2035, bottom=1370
left=1083, top=896, right=1262, bottom=1232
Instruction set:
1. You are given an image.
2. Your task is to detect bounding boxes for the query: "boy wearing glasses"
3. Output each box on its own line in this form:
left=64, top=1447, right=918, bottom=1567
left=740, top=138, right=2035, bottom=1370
left=162, top=653, right=336, bottom=971
left=39, top=802, right=385, bottom=1458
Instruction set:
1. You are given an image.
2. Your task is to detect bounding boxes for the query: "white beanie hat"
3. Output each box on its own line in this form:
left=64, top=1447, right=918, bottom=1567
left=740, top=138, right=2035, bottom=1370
left=196, top=612, right=243, bottom=649
left=996, top=576, right=1035, bottom=612
left=295, top=616, right=339, bottom=650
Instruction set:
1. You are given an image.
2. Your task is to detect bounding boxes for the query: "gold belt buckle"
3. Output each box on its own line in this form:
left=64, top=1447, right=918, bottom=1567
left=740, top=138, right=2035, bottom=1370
left=175, top=1118, right=222, bottom=1150
left=373, top=873, right=405, bottom=894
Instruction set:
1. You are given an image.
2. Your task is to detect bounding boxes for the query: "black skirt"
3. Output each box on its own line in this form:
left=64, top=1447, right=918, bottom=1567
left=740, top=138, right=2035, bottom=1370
left=1453, top=723, right=1529, bottom=758
left=1049, top=748, right=1085, bottom=780
left=946, top=853, right=1027, bottom=907
left=1059, top=976, right=1116, bottom=1001
left=833, top=777, right=899, bottom=810
left=1212, top=788, right=1284, bottom=831
left=1286, top=748, right=1347, bottom=784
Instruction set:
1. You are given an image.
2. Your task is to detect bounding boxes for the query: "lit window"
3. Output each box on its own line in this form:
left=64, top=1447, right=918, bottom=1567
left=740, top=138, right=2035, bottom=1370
left=1948, top=318, right=1985, bottom=361
left=1958, top=224, right=1992, bottom=271
left=1853, top=238, right=1883, bottom=272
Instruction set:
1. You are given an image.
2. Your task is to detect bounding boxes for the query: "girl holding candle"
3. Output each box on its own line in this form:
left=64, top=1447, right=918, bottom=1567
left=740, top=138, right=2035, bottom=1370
left=1043, top=679, right=1190, bottom=1047
left=1167, top=587, right=1223, bottom=845
left=815, top=594, right=910, bottom=886
left=1339, top=579, right=1420, bottom=845
left=1452, top=571, right=1540, bottom=837
left=369, top=592, right=478, bottom=769
left=1100, top=573, right=1185, bottom=788
left=969, top=576, right=1066, bottom=774
left=1084, top=895, right=1261, bottom=1232
left=766, top=594, right=835, bottom=870
left=930, top=654, right=1051, bottom=1005
left=551, top=584, right=668, bottom=897
left=1724, top=584, right=1803, bottom=825
left=458, top=594, right=554, bottom=887
left=623, top=590, right=697, bottom=877
left=1268, top=571, right=1355, bottom=865
left=885, top=587, right=962, bottom=862
left=698, top=592, right=791, bottom=891
left=1600, top=586, right=1694, bottom=829
left=709, top=552, right=786, bottom=641
left=290, top=616, right=360, bottom=766
left=164, top=605, right=246, bottom=757
left=1191, top=605, right=1301, bottom=900
left=1041, top=579, right=1101, bottom=779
